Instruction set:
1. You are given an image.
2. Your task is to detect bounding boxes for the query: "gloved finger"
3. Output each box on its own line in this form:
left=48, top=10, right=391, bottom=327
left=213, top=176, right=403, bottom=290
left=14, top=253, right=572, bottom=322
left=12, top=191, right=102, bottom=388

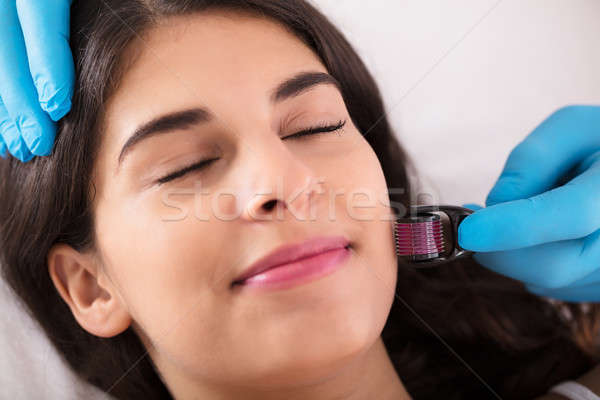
left=461, top=203, right=484, bottom=211
left=525, top=282, right=600, bottom=302
left=538, top=228, right=600, bottom=288
left=486, top=105, right=600, bottom=207
left=566, top=149, right=600, bottom=185
left=0, top=98, right=34, bottom=162
left=471, top=231, right=600, bottom=289
left=16, top=0, right=74, bottom=121
left=542, top=262, right=600, bottom=289
left=0, top=1, right=56, bottom=157
left=458, top=166, right=600, bottom=251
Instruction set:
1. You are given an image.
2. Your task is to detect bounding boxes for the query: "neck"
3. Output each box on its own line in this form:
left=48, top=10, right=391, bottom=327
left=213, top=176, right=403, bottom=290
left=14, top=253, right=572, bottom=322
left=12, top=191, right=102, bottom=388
left=163, top=336, right=412, bottom=400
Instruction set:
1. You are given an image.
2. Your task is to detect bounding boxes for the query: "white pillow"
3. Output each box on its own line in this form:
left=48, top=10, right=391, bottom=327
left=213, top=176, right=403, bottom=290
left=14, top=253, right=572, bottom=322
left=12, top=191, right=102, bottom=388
left=0, top=278, right=111, bottom=399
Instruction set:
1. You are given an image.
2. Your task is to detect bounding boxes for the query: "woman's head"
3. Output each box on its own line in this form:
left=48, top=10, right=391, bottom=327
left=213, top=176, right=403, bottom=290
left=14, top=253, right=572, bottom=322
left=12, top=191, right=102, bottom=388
left=0, top=0, right=414, bottom=398
left=67, top=6, right=401, bottom=394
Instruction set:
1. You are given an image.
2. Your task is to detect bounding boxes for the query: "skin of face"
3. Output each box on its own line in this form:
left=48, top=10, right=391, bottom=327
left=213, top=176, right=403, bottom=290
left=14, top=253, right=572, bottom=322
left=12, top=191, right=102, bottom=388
left=48, top=9, right=407, bottom=400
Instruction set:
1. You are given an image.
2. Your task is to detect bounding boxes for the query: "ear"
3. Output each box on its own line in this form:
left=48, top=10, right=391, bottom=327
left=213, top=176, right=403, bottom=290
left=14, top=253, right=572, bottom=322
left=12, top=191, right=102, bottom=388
left=47, top=243, right=132, bottom=338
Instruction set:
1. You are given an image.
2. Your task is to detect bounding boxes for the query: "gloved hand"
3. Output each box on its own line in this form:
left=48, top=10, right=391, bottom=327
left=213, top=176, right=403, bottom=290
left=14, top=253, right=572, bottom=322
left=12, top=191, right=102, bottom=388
left=0, top=0, right=74, bottom=162
left=458, top=105, right=600, bottom=302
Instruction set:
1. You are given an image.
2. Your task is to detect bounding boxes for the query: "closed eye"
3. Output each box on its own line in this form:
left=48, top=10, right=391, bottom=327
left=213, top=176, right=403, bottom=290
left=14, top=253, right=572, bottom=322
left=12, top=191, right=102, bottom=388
left=282, top=119, right=347, bottom=140
left=156, top=119, right=347, bottom=185
left=157, top=157, right=219, bottom=185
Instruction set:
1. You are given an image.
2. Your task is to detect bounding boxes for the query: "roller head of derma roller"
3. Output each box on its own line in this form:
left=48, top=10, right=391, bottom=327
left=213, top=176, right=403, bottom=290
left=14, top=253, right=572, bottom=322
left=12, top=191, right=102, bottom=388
left=393, top=204, right=475, bottom=267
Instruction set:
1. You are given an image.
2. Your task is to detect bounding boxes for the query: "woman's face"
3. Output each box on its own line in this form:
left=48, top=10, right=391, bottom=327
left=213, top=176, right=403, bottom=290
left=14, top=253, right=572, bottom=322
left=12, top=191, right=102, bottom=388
left=87, top=10, right=398, bottom=395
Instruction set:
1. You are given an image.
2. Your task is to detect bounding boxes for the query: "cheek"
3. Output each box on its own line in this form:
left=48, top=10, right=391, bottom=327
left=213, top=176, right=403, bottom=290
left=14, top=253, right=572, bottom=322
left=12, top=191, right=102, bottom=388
left=338, top=133, right=398, bottom=316
left=335, top=132, right=397, bottom=263
left=94, top=197, right=235, bottom=372
left=312, top=131, right=398, bottom=343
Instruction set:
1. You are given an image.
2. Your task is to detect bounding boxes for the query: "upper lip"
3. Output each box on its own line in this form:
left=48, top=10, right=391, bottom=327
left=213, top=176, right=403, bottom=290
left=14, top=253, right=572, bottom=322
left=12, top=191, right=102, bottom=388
left=232, top=235, right=351, bottom=284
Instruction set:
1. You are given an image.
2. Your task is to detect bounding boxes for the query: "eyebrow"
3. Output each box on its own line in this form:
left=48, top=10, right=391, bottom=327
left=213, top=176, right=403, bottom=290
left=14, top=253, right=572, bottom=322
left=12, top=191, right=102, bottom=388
left=116, top=71, right=342, bottom=169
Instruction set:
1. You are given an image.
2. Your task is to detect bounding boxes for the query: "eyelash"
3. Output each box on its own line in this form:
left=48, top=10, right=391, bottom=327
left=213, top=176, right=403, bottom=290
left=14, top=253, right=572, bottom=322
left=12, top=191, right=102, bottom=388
left=282, top=119, right=347, bottom=140
left=156, top=119, right=347, bottom=185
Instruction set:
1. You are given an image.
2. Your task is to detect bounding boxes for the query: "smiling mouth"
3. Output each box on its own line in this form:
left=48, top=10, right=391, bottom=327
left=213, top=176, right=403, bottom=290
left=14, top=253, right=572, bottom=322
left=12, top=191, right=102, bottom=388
left=230, top=243, right=352, bottom=288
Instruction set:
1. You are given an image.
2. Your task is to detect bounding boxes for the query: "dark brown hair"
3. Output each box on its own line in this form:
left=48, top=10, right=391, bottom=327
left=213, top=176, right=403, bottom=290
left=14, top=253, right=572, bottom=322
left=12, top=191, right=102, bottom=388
left=1, top=1, right=599, bottom=399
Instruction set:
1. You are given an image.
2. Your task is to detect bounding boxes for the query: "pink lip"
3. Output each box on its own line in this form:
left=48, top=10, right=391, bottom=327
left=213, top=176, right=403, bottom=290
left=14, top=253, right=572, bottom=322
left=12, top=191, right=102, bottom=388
left=232, top=235, right=351, bottom=290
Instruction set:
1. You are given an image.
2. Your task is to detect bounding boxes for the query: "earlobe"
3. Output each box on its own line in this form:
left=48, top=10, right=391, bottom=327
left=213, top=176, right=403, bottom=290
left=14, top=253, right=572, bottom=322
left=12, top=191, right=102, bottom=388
left=47, top=243, right=132, bottom=338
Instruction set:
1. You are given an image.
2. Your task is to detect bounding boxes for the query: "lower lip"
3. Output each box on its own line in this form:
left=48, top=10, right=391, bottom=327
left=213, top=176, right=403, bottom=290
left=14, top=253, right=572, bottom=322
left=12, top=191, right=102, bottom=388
left=233, top=246, right=351, bottom=291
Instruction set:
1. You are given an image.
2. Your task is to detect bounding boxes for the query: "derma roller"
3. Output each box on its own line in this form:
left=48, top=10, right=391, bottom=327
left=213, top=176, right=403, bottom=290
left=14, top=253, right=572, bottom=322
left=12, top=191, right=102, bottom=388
left=393, top=205, right=475, bottom=267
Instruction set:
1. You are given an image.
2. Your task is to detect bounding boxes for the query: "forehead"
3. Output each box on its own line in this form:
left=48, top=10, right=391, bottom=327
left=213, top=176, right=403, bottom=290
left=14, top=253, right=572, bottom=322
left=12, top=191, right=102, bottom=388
left=107, top=10, right=326, bottom=112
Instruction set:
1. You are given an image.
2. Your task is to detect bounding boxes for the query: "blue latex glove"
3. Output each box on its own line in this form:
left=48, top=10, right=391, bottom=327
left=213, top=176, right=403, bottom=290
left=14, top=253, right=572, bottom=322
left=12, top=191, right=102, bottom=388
left=458, top=105, right=600, bottom=302
left=0, top=0, right=74, bottom=162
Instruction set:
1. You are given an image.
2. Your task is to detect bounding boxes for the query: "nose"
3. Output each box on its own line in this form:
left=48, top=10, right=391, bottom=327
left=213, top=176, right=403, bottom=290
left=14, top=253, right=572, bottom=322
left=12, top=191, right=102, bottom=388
left=242, top=175, right=324, bottom=222
left=238, top=144, right=325, bottom=222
